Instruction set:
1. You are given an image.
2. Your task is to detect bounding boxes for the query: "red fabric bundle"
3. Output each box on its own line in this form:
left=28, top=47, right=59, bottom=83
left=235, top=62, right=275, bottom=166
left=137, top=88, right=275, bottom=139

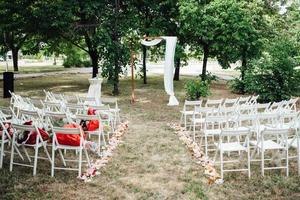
left=56, top=123, right=86, bottom=146
left=22, top=121, right=49, bottom=145
left=87, top=108, right=99, bottom=131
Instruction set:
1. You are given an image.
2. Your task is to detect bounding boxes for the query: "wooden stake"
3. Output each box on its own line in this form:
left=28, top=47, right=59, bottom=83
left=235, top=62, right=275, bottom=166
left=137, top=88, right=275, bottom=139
left=130, top=49, right=135, bottom=103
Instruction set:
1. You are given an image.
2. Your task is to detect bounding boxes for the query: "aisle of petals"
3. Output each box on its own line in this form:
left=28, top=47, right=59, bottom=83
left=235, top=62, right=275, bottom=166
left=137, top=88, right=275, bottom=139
left=79, top=121, right=129, bottom=182
left=168, top=123, right=222, bottom=185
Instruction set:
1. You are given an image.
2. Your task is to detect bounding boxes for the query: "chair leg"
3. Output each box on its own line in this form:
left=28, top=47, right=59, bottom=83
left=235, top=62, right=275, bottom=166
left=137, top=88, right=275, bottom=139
left=0, top=138, right=4, bottom=169
left=286, top=148, right=289, bottom=177
left=261, top=149, right=264, bottom=176
left=51, top=145, right=55, bottom=177
left=10, top=135, right=15, bottom=172
left=205, top=135, right=208, bottom=157
left=58, top=149, right=66, bottom=167
left=78, top=148, right=83, bottom=177
left=297, top=136, right=300, bottom=176
left=84, top=148, right=91, bottom=167
left=248, top=147, right=251, bottom=178
left=220, top=150, right=224, bottom=180
left=33, top=146, right=39, bottom=176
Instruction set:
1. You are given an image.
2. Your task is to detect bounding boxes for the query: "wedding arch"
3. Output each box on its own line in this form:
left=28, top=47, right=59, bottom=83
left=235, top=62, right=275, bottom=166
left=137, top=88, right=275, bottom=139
left=140, top=36, right=179, bottom=106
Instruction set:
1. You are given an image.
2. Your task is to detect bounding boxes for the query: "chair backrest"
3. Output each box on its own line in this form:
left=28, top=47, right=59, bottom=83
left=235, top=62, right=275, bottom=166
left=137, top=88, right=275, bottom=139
left=89, top=105, right=110, bottom=111
left=65, top=103, right=86, bottom=115
left=52, top=126, right=82, bottom=135
left=222, top=98, right=239, bottom=107
left=44, top=111, right=73, bottom=128
left=74, top=114, right=99, bottom=121
left=205, top=98, right=223, bottom=108
left=42, top=101, right=63, bottom=112
left=183, top=100, right=202, bottom=111
left=256, top=103, right=271, bottom=113
left=238, top=96, right=251, bottom=105
left=11, top=123, right=38, bottom=137
left=221, top=128, right=250, bottom=137
left=77, top=96, right=97, bottom=105
left=284, top=98, right=298, bottom=112
left=238, top=104, right=256, bottom=114
left=261, top=128, right=290, bottom=139
left=268, top=101, right=282, bottom=111
left=249, top=95, right=259, bottom=105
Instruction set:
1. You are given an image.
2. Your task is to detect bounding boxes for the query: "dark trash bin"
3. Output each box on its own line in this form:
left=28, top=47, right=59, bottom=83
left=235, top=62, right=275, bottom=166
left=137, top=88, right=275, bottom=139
left=3, top=72, right=14, bottom=98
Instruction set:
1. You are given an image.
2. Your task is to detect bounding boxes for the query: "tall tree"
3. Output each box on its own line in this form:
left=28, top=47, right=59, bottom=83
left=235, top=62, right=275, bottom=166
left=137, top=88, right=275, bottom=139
left=35, top=0, right=109, bottom=78
left=0, top=0, right=36, bottom=71
left=179, top=0, right=267, bottom=81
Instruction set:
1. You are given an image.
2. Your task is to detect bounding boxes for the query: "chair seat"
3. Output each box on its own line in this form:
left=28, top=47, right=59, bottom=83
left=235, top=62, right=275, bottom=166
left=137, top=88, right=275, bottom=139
left=204, top=129, right=221, bottom=135
left=215, top=142, right=247, bottom=152
left=180, top=110, right=195, bottom=115
left=251, top=140, right=284, bottom=150
left=55, top=144, right=81, bottom=150
left=190, top=118, right=205, bottom=123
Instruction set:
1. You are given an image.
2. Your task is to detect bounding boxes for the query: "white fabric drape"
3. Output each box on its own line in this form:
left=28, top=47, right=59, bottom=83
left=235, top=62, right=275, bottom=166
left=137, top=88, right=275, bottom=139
left=141, top=36, right=179, bottom=106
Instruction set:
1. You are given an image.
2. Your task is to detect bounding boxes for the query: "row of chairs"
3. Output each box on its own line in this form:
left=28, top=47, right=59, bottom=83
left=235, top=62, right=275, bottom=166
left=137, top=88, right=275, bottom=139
left=0, top=91, right=121, bottom=177
left=179, top=96, right=300, bottom=179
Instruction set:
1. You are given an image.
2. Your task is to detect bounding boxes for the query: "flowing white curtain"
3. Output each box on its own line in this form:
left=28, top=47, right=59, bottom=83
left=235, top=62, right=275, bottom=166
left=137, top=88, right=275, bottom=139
left=141, top=36, right=179, bottom=106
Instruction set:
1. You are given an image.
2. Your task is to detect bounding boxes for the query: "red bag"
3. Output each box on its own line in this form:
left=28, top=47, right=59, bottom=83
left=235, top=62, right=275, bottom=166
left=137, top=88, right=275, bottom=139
left=56, top=123, right=86, bottom=146
left=87, top=108, right=99, bottom=131
left=21, top=121, right=49, bottom=145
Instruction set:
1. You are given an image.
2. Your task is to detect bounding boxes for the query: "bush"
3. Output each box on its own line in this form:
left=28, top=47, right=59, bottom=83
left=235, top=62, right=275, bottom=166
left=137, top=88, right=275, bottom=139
left=185, top=79, right=211, bottom=100
left=243, top=36, right=299, bottom=102
left=62, top=46, right=91, bottom=68
left=229, top=78, right=245, bottom=94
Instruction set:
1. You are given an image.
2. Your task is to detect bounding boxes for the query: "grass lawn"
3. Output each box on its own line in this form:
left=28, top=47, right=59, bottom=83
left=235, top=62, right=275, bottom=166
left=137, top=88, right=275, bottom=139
left=0, top=74, right=299, bottom=199
left=0, top=65, right=65, bottom=74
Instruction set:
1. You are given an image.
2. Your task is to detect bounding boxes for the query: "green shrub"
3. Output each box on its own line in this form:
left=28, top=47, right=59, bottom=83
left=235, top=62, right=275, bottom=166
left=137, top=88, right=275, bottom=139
left=185, top=79, right=211, bottom=100
left=62, top=46, right=91, bottom=68
left=229, top=78, right=245, bottom=94
left=243, top=36, right=299, bottom=102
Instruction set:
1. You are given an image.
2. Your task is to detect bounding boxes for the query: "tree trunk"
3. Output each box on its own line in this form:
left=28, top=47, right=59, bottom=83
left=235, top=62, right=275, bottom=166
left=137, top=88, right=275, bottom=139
left=201, top=45, right=209, bottom=80
left=89, top=50, right=99, bottom=78
left=12, top=48, right=19, bottom=72
left=112, top=60, right=120, bottom=95
left=174, top=57, right=180, bottom=81
left=142, top=45, right=147, bottom=84
left=241, top=55, right=247, bottom=81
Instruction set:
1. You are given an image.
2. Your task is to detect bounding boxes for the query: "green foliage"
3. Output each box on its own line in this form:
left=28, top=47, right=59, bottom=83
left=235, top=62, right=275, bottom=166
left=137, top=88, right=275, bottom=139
left=185, top=79, right=211, bottom=100
left=243, top=36, right=299, bottom=102
left=62, top=46, right=91, bottom=68
left=229, top=78, right=245, bottom=94
left=200, top=71, right=217, bottom=84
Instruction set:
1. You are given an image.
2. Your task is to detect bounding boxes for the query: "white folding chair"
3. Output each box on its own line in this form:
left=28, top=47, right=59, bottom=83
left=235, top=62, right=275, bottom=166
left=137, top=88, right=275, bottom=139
left=102, top=97, right=121, bottom=126
left=89, top=105, right=115, bottom=138
left=254, top=127, right=290, bottom=176
left=214, top=128, right=251, bottom=179
left=74, top=114, right=107, bottom=154
left=201, top=115, right=228, bottom=157
left=51, top=126, right=91, bottom=177
left=10, top=123, right=51, bottom=176
left=0, top=111, right=23, bottom=168
left=180, top=100, right=202, bottom=128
